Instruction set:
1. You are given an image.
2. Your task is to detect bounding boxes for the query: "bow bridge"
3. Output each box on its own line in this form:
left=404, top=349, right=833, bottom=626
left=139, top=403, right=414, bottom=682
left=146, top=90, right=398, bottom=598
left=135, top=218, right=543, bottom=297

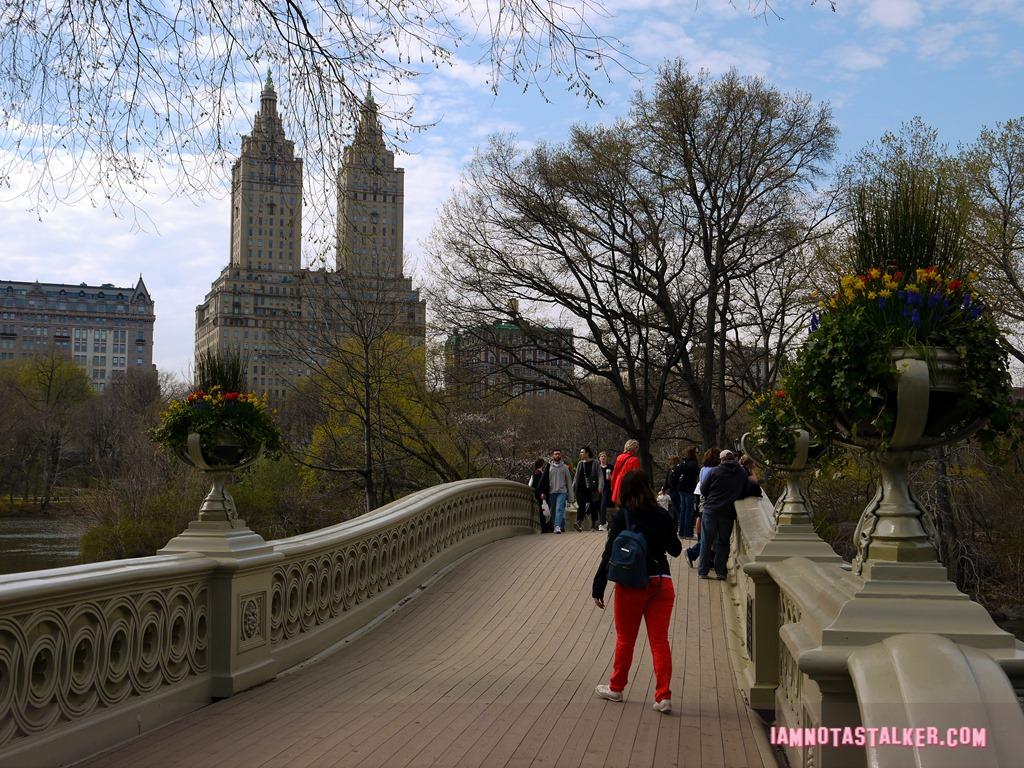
left=2, top=479, right=1023, bottom=767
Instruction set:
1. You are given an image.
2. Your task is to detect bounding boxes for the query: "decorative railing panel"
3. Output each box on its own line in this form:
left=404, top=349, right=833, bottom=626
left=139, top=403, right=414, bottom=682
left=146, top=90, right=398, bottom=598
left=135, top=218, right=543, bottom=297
left=268, top=481, right=536, bottom=652
left=0, top=478, right=546, bottom=767
left=0, top=556, right=215, bottom=756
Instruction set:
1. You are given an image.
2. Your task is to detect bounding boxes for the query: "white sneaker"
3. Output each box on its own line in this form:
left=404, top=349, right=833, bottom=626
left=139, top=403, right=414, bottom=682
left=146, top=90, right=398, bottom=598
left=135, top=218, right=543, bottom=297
left=653, top=699, right=671, bottom=714
left=595, top=684, right=623, bottom=702
left=598, top=524, right=607, bottom=531
left=554, top=526, right=562, bottom=534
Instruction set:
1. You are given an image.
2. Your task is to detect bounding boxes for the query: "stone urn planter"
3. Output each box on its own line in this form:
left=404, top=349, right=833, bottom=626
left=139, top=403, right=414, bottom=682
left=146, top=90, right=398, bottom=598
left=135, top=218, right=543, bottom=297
left=835, top=346, right=982, bottom=575
left=741, top=428, right=824, bottom=530
left=176, top=431, right=264, bottom=524
left=151, top=383, right=281, bottom=556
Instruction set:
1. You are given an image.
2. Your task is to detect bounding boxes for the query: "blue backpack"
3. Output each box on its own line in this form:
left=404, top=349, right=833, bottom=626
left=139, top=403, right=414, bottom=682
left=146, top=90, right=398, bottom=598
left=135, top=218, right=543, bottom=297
left=607, top=510, right=649, bottom=588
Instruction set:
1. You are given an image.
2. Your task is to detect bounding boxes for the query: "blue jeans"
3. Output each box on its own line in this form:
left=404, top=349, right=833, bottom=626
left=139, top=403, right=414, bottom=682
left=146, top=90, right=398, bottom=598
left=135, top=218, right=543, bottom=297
left=548, top=492, right=568, bottom=530
left=679, top=493, right=697, bottom=538
left=698, top=511, right=734, bottom=577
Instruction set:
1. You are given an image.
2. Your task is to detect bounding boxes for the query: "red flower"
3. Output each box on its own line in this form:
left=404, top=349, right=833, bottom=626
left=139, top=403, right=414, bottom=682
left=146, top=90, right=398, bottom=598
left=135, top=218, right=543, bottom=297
left=775, top=389, right=786, bottom=398
left=948, top=279, right=962, bottom=292
left=224, top=392, right=240, bottom=400
left=894, top=271, right=904, bottom=282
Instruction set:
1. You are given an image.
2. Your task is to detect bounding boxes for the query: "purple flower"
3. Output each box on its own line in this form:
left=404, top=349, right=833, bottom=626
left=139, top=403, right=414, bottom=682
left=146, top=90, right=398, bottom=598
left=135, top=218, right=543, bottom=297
left=810, top=313, right=819, bottom=332
left=929, top=292, right=942, bottom=307
left=970, top=305, right=983, bottom=319
left=963, top=293, right=972, bottom=308
left=897, top=290, right=906, bottom=301
left=877, top=297, right=887, bottom=310
left=911, top=309, right=921, bottom=327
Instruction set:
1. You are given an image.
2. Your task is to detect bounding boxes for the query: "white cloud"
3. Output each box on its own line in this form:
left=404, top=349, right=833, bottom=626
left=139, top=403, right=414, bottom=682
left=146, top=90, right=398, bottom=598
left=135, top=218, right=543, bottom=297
left=620, top=19, right=773, bottom=76
left=916, top=21, right=971, bottom=62
left=860, top=0, right=923, bottom=29
left=833, top=44, right=888, bottom=71
left=398, top=149, right=471, bottom=280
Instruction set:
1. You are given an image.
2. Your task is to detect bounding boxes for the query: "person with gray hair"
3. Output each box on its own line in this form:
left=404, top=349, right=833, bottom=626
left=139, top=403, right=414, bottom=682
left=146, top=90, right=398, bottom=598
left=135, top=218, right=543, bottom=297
left=697, top=449, right=761, bottom=579
left=609, top=438, right=641, bottom=505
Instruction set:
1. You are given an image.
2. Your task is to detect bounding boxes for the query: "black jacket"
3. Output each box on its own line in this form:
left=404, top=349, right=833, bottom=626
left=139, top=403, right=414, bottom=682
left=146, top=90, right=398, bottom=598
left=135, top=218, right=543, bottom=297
left=592, top=503, right=682, bottom=599
left=700, top=459, right=761, bottom=520
left=677, top=458, right=700, bottom=493
left=528, top=469, right=545, bottom=501
left=573, top=458, right=600, bottom=500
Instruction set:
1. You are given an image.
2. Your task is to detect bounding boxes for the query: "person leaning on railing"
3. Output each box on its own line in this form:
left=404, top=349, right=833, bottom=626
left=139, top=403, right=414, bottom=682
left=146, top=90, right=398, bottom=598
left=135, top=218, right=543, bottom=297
left=697, top=449, right=762, bottom=580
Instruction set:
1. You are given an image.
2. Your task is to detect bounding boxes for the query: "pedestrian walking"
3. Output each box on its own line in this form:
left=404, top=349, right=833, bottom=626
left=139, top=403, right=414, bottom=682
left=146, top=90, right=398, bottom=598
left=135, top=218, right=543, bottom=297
left=597, top=451, right=614, bottom=531
left=539, top=448, right=574, bottom=534
left=676, top=447, right=700, bottom=538
left=609, top=439, right=641, bottom=505
left=528, top=458, right=553, bottom=532
left=661, top=453, right=680, bottom=524
left=573, top=446, right=603, bottom=531
left=592, top=469, right=682, bottom=713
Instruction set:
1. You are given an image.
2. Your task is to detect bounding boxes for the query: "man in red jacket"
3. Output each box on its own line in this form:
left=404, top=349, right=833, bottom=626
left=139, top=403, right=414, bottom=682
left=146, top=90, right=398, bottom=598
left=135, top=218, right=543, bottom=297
left=610, top=439, right=641, bottom=504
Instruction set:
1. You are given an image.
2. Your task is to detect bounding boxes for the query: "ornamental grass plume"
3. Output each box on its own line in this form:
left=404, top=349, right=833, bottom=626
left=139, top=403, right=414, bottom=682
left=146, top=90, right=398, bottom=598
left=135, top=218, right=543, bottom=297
left=852, top=167, right=971, bottom=279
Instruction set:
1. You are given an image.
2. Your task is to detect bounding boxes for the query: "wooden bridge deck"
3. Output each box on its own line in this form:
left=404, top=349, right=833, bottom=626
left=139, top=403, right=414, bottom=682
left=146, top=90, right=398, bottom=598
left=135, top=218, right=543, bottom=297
left=81, top=532, right=779, bottom=768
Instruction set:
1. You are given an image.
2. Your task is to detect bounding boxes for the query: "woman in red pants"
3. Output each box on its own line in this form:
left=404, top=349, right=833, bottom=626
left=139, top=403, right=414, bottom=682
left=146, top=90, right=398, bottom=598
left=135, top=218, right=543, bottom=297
left=592, top=468, right=682, bottom=713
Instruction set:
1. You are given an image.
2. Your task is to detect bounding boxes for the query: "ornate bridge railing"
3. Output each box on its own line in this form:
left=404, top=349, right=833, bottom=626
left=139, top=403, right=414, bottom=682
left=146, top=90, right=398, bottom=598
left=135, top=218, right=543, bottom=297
left=0, top=478, right=536, bottom=768
left=725, top=486, right=1024, bottom=768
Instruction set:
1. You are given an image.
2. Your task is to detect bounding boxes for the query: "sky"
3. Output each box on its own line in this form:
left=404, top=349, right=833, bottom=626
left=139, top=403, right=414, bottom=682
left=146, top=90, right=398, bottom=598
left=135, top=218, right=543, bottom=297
left=0, top=0, right=1022, bottom=378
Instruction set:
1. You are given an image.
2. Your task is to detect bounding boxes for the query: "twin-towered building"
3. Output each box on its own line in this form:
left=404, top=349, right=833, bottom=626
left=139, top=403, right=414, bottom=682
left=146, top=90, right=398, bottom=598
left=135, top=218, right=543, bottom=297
left=194, top=74, right=426, bottom=400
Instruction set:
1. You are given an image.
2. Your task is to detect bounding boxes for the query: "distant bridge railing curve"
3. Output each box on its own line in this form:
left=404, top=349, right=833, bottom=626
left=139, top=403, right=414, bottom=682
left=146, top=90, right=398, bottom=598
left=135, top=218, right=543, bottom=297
left=0, top=478, right=536, bottom=768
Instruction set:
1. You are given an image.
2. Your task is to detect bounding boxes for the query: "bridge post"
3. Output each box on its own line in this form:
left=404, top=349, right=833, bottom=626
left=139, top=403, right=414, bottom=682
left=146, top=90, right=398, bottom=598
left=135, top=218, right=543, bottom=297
left=160, top=515, right=284, bottom=698
left=732, top=495, right=843, bottom=716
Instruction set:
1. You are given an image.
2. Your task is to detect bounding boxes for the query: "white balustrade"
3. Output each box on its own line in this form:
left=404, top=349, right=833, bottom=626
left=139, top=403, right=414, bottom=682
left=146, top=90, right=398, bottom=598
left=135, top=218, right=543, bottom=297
left=0, top=478, right=536, bottom=768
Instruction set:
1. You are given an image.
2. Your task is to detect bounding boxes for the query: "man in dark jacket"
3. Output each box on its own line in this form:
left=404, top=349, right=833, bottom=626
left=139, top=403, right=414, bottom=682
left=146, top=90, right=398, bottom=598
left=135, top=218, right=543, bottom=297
left=698, top=449, right=761, bottom=579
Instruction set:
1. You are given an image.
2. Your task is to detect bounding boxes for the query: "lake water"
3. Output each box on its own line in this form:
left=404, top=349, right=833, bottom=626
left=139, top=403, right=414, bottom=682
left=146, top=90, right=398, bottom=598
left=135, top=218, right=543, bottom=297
left=0, top=516, right=89, bottom=574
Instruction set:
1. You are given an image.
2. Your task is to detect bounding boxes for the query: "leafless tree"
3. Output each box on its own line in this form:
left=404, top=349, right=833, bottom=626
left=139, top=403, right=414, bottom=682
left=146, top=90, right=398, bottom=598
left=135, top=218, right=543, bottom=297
left=429, top=124, right=699, bottom=474
left=0, top=0, right=636, bottom=220
left=960, top=117, right=1024, bottom=366
left=634, top=60, right=839, bottom=446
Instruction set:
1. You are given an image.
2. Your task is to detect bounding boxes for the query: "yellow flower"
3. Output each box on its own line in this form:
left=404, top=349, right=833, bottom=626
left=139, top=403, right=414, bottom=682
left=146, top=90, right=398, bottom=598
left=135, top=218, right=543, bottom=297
left=906, top=284, right=919, bottom=293
left=968, top=271, right=978, bottom=281
left=880, top=289, right=892, bottom=298
left=868, top=267, right=880, bottom=279
left=867, top=290, right=877, bottom=299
